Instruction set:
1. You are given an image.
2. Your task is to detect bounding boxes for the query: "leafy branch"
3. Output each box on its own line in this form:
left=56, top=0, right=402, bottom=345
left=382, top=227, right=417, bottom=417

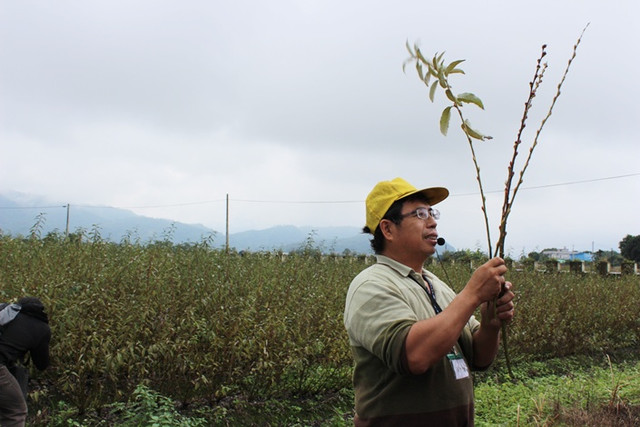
left=404, top=25, right=588, bottom=379
left=403, top=46, right=494, bottom=254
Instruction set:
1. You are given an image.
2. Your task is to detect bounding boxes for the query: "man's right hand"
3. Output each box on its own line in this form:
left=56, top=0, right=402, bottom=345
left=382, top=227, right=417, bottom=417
left=466, top=257, right=507, bottom=304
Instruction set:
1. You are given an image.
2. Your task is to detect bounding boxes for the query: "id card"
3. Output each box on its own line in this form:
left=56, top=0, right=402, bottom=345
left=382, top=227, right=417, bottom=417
left=447, top=352, right=470, bottom=380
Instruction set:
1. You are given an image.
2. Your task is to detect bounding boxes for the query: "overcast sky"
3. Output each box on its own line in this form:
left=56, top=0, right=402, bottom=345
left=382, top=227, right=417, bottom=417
left=1, top=0, right=638, bottom=255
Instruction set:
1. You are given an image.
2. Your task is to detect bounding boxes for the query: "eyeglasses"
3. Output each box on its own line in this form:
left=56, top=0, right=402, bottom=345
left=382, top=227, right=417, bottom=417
left=399, top=207, right=440, bottom=221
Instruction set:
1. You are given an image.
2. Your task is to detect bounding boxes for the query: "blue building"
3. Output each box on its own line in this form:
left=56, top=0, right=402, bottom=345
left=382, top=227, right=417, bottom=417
left=541, top=248, right=594, bottom=262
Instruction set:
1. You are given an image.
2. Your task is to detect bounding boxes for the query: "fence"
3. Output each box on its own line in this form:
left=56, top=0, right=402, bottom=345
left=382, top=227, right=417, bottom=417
left=425, top=258, right=638, bottom=276
left=510, top=259, right=638, bottom=276
left=238, top=251, right=639, bottom=276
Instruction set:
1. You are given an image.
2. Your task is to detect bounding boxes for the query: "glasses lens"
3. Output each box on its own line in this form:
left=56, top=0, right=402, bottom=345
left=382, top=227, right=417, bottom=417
left=415, top=207, right=434, bottom=220
left=404, top=207, right=440, bottom=220
left=415, top=208, right=428, bottom=219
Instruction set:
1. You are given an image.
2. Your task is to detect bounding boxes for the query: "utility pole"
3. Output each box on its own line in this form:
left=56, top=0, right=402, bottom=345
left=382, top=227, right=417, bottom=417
left=65, top=204, right=70, bottom=237
left=225, top=194, right=229, bottom=253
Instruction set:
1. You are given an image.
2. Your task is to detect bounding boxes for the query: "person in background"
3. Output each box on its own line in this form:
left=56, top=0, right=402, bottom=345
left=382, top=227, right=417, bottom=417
left=0, top=297, right=51, bottom=427
left=344, top=177, right=515, bottom=426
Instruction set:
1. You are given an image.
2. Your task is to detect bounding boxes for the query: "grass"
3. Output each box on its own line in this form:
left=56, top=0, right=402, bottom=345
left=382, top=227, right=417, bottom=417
left=34, top=354, right=640, bottom=425
left=474, top=355, right=640, bottom=426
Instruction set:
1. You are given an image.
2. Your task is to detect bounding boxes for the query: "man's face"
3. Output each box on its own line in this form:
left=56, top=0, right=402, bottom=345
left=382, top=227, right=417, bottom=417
left=392, top=199, right=439, bottom=258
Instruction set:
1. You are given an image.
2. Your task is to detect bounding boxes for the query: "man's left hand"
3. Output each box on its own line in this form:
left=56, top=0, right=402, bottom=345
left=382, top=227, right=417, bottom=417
left=480, top=281, right=515, bottom=329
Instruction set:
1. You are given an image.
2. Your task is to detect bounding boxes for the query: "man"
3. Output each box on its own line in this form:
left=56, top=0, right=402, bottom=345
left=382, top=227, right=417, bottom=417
left=0, top=297, right=51, bottom=427
left=344, top=177, right=515, bottom=426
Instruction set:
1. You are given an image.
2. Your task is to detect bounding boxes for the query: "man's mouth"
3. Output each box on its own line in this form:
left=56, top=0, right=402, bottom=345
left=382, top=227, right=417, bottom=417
left=425, top=234, right=438, bottom=243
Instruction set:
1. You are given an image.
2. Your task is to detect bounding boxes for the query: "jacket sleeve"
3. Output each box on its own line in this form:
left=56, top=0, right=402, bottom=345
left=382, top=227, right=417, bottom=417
left=30, top=326, right=51, bottom=370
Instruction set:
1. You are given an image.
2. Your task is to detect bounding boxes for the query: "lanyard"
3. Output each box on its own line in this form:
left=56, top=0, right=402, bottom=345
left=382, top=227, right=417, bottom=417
left=420, top=274, right=465, bottom=360
left=420, top=274, right=443, bottom=314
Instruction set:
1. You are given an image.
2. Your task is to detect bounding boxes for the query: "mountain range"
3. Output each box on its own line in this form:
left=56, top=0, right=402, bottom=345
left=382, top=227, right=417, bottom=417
left=0, top=192, right=455, bottom=255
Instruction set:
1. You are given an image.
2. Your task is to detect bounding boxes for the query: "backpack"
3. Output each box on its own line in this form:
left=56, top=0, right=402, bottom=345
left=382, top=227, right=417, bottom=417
left=0, top=303, right=21, bottom=328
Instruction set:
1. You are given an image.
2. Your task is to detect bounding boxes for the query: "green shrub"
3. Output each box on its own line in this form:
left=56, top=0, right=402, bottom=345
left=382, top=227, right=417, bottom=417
left=0, top=234, right=638, bottom=422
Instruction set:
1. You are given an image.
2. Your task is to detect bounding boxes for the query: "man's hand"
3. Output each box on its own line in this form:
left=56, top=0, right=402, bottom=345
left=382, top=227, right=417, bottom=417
left=466, top=257, right=508, bottom=305
left=480, top=281, right=515, bottom=329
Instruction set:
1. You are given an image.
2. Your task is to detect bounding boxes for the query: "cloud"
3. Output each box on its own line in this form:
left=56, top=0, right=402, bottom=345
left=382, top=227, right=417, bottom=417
left=1, top=0, right=638, bottom=254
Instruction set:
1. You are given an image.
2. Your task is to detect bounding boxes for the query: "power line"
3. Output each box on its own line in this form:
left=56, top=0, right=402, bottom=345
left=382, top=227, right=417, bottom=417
left=116, top=199, right=227, bottom=209
left=452, top=172, right=640, bottom=197
left=0, top=205, right=67, bottom=210
left=231, top=199, right=362, bottom=204
left=520, top=172, right=640, bottom=190
left=1, top=172, right=638, bottom=210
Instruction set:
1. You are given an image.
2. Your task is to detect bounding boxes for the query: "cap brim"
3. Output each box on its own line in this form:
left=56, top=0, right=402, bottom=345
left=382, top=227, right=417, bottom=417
left=415, top=187, right=449, bottom=206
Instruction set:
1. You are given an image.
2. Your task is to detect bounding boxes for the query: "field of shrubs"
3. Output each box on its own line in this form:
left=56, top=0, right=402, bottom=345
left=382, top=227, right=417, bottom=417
left=0, top=231, right=639, bottom=425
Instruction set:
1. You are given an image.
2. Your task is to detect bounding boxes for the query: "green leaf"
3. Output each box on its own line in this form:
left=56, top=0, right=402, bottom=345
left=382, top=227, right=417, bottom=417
left=423, top=69, right=431, bottom=86
left=440, top=106, right=452, bottom=136
left=405, top=39, right=413, bottom=55
left=445, top=59, right=465, bottom=74
left=416, top=48, right=428, bottom=64
left=445, top=89, right=458, bottom=104
left=417, top=62, right=431, bottom=86
left=429, top=81, right=438, bottom=102
left=416, top=62, right=424, bottom=82
left=402, top=56, right=411, bottom=73
left=462, top=120, right=492, bottom=141
left=457, top=92, right=485, bottom=109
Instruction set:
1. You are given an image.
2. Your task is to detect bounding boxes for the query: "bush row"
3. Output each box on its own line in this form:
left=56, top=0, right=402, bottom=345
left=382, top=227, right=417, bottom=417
left=0, top=235, right=638, bottom=414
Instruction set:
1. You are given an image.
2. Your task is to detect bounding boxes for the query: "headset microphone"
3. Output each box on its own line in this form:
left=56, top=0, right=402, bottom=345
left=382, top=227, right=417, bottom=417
left=434, top=237, right=453, bottom=286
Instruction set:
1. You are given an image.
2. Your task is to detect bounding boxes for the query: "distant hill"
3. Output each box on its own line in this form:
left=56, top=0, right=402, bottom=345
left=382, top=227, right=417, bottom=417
left=230, top=225, right=373, bottom=254
left=0, top=193, right=214, bottom=244
left=0, top=192, right=455, bottom=255
left=0, top=193, right=374, bottom=254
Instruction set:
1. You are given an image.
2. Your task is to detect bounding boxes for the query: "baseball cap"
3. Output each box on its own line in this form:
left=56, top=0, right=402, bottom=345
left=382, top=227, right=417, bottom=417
left=365, top=177, right=449, bottom=233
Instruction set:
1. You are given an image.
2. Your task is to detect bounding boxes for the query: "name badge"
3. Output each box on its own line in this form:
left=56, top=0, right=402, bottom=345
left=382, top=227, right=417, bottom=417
left=447, top=352, right=470, bottom=380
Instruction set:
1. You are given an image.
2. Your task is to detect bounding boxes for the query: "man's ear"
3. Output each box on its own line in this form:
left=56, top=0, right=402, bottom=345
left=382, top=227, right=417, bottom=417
left=379, top=219, right=395, bottom=240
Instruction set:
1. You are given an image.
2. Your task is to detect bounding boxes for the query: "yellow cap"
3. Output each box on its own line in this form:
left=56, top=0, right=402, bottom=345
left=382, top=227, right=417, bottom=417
left=365, top=177, right=449, bottom=233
